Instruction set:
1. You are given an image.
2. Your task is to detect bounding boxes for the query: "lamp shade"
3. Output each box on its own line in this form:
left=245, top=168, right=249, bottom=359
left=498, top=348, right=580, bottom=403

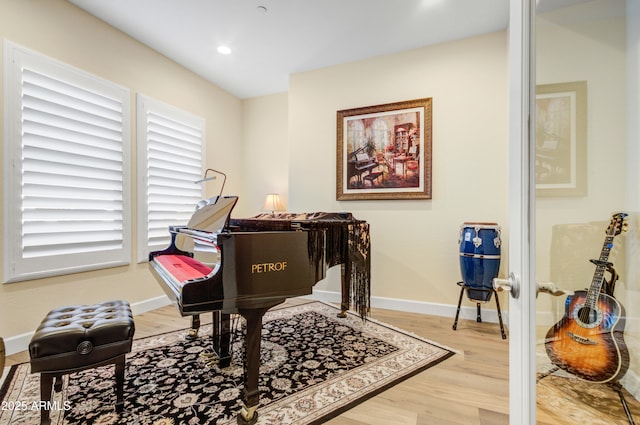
left=262, top=193, right=284, bottom=213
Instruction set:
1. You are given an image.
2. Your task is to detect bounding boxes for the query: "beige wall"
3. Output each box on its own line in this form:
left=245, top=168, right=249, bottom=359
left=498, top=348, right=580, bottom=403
left=4, top=2, right=638, bottom=398
left=242, top=5, right=640, bottom=390
left=239, top=93, right=289, bottom=217
left=237, top=33, right=511, bottom=317
left=535, top=3, right=629, bottom=293
left=284, top=31, right=509, bottom=305
left=535, top=1, right=639, bottom=391
left=0, top=0, right=244, bottom=338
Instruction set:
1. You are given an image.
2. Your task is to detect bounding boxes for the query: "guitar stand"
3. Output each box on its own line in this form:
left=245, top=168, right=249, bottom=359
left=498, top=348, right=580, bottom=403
left=610, top=381, right=637, bottom=425
left=452, top=281, right=507, bottom=339
left=538, top=368, right=635, bottom=425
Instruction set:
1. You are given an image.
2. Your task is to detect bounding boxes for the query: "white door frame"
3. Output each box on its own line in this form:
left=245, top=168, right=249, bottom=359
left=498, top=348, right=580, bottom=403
left=507, top=0, right=537, bottom=423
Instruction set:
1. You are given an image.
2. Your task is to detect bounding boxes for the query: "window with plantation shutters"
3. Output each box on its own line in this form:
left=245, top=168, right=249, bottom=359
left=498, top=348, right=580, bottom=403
left=137, top=94, right=204, bottom=262
left=2, top=41, right=131, bottom=283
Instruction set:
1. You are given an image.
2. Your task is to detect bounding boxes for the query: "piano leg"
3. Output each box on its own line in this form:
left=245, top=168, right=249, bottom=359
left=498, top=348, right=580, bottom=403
left=237, top=307, right=269, bottom=425
left=338, top=263, right=349, bottom=318
left=187, top=314, right=201, bottom=340
left=213, top=311, right=232, bottom=368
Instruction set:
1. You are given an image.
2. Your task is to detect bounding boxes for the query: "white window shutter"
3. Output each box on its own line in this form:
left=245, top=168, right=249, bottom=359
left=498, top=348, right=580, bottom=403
left=3, top=41, right=131, bottom=283
left=137, top=94, right=205, bottom=262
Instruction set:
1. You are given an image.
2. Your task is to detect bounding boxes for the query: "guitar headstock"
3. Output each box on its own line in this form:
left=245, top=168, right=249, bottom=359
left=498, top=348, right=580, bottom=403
left=606, top=212, right=628, bottom=237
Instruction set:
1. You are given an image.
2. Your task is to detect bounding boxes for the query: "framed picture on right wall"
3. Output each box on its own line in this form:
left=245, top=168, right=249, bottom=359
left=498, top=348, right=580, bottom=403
left=535, top=80, right=587, bottom=197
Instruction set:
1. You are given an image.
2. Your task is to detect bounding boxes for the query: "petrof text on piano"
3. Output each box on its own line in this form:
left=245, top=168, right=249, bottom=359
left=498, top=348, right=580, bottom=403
left=251, top=261, right=288, bottom=274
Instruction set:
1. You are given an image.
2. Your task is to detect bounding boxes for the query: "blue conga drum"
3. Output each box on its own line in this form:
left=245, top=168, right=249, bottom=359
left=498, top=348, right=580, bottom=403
left=458, top=222, right=501, bottom=302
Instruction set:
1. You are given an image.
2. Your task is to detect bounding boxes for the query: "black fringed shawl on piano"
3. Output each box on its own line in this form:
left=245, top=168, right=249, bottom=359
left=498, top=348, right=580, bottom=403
left=229, top=212, right=371, bottom=319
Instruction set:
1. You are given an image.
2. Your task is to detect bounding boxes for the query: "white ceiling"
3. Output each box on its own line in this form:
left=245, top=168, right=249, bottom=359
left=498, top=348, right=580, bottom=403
left=66, top=0, right=592, bottom=99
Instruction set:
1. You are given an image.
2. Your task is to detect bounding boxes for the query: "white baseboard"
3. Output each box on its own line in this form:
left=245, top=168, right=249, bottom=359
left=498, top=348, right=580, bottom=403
left=129, top=295, right=172, bottom=315
left=622, top=369, right=640, bottom=401
left=6, top=292, right=493, bottom=356
left=306, top=289, right=640, bottom=401
left=4, top=296, right=172, bottom=356
left=5, top=292, right=640, bottom=402
left=4, top=331, right=33, bottom=358
left=306, top=289, right=509, bottom=324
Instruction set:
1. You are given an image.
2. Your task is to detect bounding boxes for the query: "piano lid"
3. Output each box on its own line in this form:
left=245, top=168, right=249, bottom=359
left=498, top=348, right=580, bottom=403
left=174, top=195, right=238, bottom=254
left=188, top=195, right=238, bottom=233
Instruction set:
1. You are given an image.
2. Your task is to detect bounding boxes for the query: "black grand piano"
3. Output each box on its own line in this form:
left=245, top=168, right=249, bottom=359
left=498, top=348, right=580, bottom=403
left=149, top=194, right=370, bottom=424
left=347, top=146, right=379, bottom=188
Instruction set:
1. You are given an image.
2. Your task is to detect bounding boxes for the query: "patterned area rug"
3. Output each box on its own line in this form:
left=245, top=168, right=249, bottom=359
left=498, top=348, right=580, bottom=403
left=0, top=301, right=453, bottom=425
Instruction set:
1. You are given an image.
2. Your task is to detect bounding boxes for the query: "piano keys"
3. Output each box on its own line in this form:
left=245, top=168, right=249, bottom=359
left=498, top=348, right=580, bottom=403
left=148, top=195, right=370, bottom=424
left=149, top=195, right=237, bottom=315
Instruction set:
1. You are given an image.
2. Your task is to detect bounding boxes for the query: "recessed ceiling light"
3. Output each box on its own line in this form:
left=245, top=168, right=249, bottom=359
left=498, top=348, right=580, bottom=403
left=217, top=46, right=232, bottom=55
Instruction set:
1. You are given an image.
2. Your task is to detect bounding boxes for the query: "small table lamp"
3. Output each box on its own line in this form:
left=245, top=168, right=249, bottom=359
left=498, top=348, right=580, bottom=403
left=262, top=193, right=285, bottom=214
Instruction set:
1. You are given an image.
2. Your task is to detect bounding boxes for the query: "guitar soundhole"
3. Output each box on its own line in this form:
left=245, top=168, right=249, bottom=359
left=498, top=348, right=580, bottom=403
left=572, top=304, right=602, bottom=329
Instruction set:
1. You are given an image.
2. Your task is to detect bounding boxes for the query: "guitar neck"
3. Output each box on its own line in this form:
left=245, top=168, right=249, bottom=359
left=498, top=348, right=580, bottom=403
left=585, top=235, right=614, bottom=307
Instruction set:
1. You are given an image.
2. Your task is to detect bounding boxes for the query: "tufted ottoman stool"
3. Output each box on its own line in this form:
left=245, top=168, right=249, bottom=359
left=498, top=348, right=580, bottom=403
left=29, top=300, right=135, bottom=425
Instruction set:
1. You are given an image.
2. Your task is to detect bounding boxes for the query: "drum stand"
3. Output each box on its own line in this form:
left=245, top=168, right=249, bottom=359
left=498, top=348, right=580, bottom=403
left=452, top=281, right=507, bottom=339
left=537, top=367, right=635, bottom=425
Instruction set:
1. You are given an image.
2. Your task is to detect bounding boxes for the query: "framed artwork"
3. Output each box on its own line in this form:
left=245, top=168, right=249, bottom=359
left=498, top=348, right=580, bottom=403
left=535, top=81, right=587, bottom=197
left=336, top=98, right=432, bottom=200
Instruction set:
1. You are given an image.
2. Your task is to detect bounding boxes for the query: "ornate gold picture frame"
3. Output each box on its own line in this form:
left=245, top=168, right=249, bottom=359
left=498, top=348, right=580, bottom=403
left=336, top=98, right=432, bottom=201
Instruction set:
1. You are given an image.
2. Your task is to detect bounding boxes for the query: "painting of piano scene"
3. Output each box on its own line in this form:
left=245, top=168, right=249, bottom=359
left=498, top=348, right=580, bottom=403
left=337, top=98, right=432, bottom=200
left=535, top=81, right=587, bottom=197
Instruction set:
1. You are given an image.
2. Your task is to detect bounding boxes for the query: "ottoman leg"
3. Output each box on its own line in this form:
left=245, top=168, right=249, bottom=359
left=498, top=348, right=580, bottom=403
left=40, top=373, right=54, bottom=425
left=53, top=375, right=63, bottom=392
left=114, top=355, right=126, bottom=412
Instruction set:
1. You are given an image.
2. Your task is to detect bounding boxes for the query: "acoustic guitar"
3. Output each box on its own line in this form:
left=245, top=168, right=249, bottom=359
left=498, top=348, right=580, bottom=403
left=544, top=212, right=629, bottom=383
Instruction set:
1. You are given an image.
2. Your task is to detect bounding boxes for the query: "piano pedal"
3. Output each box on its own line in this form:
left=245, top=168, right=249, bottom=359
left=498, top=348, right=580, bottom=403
left=185, top=328, right=199, bottom=340
left=199, top=351, right=220, bottom=368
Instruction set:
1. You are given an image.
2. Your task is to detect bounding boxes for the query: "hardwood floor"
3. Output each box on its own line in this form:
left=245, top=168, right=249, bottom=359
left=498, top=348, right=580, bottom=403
left=328, top=305, right=510, bottom=425
left=5, top=299, right=639, bottom=424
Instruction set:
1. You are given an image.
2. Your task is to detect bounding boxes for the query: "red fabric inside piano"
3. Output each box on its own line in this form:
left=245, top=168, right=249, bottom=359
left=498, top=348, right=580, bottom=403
left=154, top=255, right=213, bottom=285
